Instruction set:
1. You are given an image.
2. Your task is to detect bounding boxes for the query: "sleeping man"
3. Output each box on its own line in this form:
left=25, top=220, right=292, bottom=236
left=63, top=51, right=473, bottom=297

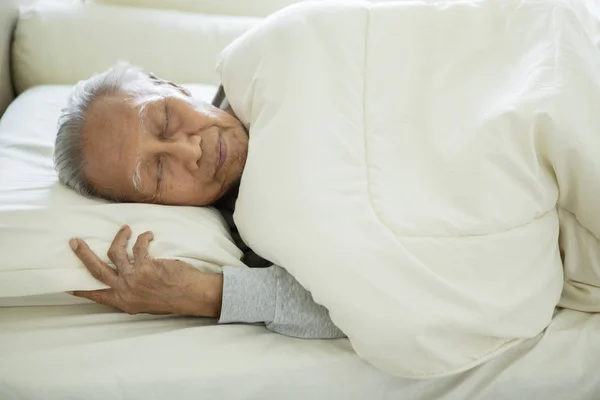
left=54, top=62, right=345, bottom=339
left=53, top=0, right=600, bottom=377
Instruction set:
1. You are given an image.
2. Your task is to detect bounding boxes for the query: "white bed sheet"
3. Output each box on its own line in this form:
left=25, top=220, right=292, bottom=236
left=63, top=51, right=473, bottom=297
left=1, top=86, right=599, bottom=399
left=0, top=304, right=599, bottom=399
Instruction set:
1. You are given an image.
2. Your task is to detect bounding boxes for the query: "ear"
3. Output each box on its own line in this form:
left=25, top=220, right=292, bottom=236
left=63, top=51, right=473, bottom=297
left=148, top=72, right=192, bottom=97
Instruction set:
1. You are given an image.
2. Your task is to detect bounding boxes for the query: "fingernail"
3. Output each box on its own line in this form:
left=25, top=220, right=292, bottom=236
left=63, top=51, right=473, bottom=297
left=69, top=239, right=79, bottom=251
left=120, top=225, right=128, bottom=231
left=66, top=291, right=74, bottom=295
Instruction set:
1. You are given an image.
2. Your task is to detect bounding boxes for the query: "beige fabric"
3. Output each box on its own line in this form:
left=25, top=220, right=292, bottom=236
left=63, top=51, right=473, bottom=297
left=219, top=0, right=600, bottom=378
left=92, top=0, right=308, bottom=17
left=1, top=304, right=599, bottom=399
left=0, top=0, right=26, bottom=117
left=12, top=2, right=258, bottom=94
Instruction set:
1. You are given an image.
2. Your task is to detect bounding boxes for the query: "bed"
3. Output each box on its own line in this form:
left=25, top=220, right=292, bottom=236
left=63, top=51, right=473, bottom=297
left=1, top=287, right=600, bottom=399
left=1, top=1, right=600, bottom=398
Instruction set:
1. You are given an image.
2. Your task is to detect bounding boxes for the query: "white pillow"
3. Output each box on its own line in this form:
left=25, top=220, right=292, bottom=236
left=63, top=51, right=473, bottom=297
left=0, top=84, right=246, bottom=306
left=12, top=2, right=259, bottom=94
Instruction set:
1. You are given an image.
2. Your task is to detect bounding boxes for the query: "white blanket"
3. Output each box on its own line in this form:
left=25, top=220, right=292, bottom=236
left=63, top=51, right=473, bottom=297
left=218, top=0, right=600, bottom=378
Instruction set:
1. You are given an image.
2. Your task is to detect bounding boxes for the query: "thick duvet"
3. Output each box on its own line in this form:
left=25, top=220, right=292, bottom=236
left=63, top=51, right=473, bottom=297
left=218, top=0, right=600, bottom=378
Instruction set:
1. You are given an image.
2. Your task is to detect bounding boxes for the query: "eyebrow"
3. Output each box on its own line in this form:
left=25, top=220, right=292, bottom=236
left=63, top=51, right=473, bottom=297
left=132, top=159, right=144, bottom=194
left=138, top=101, right=152, bottom=135
left=162, top=97, right=169, bottom=134
left=132, top=100, right=148, bottom=195
left=132, top=98, right=164, bottom=198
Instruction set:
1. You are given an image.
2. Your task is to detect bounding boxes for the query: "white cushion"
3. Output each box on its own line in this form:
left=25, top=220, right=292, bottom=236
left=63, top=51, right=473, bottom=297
left=218, top=0, right=600, bottom=378
left=92, top=0, right=307, bottom=17
left=0, top=84, right=246, bottom=305
left=12, top=2, right=259, bottom=94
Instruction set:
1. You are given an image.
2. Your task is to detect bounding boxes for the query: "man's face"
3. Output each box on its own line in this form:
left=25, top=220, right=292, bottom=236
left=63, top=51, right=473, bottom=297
left=81, top=88, right=248, bottom=206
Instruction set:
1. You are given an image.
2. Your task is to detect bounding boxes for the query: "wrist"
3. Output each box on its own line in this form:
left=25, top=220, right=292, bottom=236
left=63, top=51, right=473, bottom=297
left=201, top=273, right=223, bottom=318
left=175, top=272, right=223, bottom=318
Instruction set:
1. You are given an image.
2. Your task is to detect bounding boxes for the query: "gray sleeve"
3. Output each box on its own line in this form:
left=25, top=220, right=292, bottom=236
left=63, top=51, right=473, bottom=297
left=218, top=265, right=346, bottom=339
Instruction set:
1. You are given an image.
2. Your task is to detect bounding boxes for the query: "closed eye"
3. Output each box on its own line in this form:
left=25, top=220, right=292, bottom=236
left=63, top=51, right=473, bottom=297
left=156, top=157, right=163, bottom=189
left=155, top=99, right=168, bottom=192
left=160, top=98, right=170, bottom=140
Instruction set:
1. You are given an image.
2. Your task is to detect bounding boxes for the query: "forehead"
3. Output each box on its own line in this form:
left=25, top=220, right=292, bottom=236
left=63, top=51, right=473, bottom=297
left=81, top=92, right=144, bottom=200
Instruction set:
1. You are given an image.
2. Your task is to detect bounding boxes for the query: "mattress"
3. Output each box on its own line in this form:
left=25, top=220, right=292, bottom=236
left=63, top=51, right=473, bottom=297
left=1, top=304, right=599, bottom=399
left=1, top=86, right=599, bottom=399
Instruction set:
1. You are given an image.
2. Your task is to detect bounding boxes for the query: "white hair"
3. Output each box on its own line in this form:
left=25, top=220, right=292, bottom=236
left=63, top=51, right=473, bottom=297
left=54, top=62, right=162, bottom=201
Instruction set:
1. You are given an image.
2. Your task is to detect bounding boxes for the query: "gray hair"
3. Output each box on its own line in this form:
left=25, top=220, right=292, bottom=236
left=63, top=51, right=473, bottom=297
left=54, top=62, right=161, bottom=201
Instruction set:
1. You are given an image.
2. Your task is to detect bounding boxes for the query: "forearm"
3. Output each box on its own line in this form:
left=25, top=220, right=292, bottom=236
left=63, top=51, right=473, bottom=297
left=218, top=265, right=345, bottom=339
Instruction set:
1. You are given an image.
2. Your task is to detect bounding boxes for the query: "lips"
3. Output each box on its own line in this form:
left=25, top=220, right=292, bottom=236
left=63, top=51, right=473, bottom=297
left=217, top=134, right=227, bottom=169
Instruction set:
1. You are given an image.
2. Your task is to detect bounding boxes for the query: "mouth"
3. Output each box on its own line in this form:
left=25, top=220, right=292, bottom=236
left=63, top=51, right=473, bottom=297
left=217, top=134, right=227, bottom=170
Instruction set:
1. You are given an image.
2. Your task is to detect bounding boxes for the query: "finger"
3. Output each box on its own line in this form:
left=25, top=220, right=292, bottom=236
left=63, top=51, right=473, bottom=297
left=133, top=231, right=154, bottom=264
left=70, top=239, right=118, bottom=287
left=107, top=225, right=132, bottom=273
left=68, top=289, right=118, bottom=308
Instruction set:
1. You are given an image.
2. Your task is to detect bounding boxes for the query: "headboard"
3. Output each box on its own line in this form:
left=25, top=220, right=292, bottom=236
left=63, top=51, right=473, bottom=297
left=11, top=2, right=261, bottom=94
left=0, top=0, right=35, bottom=117
left=5, top=0, right=312, bottom=114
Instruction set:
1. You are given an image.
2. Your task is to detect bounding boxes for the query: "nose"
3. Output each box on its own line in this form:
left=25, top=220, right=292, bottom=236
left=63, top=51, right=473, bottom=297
left=164, top=137, right=202, bottom=171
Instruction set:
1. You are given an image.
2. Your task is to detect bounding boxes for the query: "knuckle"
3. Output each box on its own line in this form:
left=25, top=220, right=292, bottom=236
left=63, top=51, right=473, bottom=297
left=121, top=267, right=134, bottom=278
left=89, top=266, right=103, bottom=276
left=74, top=247, right=89, bottom=260
left=124, top=276, right=139, bottom=290
left=96, top=268, right=105, bottom=281
left=139, top=263, right=153, bottom=275
left=136, top=272, right=148, bottom=282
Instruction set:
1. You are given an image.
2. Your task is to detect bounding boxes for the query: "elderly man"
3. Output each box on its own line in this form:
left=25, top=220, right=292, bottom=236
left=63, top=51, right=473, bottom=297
left=55, top=63, right=344, bottom=339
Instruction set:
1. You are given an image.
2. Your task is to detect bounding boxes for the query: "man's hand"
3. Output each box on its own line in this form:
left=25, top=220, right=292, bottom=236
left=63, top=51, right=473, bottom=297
left=68, top=225, right=223, bottom=317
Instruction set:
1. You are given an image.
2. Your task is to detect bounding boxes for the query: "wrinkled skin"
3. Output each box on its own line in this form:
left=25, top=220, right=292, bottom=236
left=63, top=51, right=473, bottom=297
left=68, top=75, right=246, bottom=316
left=70, top=225, right=223, bottom=317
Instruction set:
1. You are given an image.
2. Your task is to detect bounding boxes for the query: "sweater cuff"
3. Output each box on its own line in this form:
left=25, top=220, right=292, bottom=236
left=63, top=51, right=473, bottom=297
left=218, top=266, right=277, bottom=324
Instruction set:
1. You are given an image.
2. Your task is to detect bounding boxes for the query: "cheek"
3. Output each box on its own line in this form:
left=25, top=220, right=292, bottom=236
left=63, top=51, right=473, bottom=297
left=162, top=169, right=219, bottom=205
left=228, top=128, right=248, bottom=156
left=168, top=173, right=198, bottom=194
